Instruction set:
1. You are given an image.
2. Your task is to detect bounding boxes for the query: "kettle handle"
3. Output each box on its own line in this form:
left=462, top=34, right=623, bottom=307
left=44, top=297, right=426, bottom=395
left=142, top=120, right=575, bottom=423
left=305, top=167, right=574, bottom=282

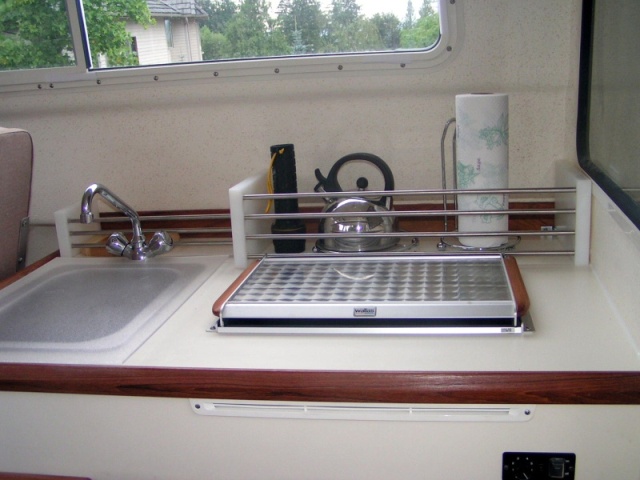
left=319, top=152, right=395, bottom=208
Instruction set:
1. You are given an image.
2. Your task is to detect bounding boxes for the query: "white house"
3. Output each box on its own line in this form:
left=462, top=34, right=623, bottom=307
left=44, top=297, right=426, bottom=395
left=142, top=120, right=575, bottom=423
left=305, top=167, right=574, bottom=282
left=128, top=0, right=208, bottom=65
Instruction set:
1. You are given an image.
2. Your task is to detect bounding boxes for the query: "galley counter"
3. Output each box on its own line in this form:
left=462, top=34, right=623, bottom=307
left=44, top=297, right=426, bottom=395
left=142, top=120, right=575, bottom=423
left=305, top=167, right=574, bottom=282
left=1, top=248, right=638, bottom=405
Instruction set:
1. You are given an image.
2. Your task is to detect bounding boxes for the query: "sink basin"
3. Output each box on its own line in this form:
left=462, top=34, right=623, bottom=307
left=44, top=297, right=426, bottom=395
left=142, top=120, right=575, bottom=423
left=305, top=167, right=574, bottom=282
left=0, top=256, right=226, bottom=364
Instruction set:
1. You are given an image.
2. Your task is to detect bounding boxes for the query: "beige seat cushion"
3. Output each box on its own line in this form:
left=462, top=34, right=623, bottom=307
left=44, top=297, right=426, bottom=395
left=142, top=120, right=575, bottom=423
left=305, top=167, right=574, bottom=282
left=0, top=127, right=34, bottom=280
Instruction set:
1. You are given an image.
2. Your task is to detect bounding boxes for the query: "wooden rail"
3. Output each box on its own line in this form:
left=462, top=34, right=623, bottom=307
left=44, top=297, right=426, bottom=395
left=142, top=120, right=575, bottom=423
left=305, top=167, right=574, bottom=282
left=1, top=364, right=639, bottom=405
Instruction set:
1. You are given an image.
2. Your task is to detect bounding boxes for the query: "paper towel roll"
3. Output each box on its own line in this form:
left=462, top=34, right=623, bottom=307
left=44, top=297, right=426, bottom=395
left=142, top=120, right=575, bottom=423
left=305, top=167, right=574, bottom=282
left=455, top=93, right=509, bottom=248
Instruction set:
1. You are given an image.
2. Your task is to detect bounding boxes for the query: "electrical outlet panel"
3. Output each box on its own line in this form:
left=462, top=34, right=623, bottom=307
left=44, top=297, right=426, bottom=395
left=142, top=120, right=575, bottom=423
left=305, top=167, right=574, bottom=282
left=503, top=452, right=576, bottom=479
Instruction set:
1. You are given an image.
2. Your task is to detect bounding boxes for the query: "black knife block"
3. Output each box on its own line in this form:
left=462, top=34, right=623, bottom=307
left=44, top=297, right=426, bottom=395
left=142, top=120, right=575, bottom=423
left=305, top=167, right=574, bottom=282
left=270, top=144, right=306, bottom=253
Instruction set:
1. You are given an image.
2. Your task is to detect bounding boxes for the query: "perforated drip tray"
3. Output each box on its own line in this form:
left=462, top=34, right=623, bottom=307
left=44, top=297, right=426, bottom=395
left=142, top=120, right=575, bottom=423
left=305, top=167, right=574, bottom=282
left=212, top=254, right=534, bottom=335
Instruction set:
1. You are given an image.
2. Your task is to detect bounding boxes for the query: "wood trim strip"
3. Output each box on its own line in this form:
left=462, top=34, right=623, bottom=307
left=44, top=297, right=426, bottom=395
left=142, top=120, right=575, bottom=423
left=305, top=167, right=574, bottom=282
left=212, top=259, right=260, bottom=317
left=503, top=255, right=531, bottom=317
left=1, top=364, right=639, bottom=405
left=0, top=474, right=91, bottom=480
left=0, top=251, right=59, bottom=291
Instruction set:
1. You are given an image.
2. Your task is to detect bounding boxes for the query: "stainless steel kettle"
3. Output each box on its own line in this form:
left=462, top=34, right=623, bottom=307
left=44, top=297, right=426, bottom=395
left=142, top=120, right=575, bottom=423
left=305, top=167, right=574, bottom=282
left=314, top=153, right=398, bottom=253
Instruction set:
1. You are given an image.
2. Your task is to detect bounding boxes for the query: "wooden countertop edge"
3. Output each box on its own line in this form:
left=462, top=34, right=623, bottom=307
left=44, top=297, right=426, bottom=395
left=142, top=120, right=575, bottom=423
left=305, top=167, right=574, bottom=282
left=1, top=364, right=639, bottom=405
left=0, top=251, right=59, bottom=291
left=0, top=473, right=91, bottom=480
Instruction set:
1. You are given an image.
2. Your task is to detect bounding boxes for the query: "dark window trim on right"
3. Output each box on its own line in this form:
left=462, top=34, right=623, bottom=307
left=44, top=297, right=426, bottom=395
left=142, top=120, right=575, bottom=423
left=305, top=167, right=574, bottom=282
left=577, top=0, right=640, bottom=230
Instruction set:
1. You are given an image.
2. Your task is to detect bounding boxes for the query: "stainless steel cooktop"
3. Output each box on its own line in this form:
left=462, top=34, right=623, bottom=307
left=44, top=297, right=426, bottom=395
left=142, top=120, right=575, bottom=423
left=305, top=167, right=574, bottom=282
left=213, top=254, right=533, bottom=335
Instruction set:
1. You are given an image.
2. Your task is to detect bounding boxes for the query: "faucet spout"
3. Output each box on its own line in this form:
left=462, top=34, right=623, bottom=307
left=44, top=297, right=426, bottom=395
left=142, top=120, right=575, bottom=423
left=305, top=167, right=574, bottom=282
left=81, top=183, right=144, bottom=237
left=80, top=183, right=172, bottom=260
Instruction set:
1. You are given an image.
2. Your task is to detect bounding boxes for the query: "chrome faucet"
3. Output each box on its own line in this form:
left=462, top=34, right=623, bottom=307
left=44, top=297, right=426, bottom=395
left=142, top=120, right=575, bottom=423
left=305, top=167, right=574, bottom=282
left=80, top=183, right=173, bottom=260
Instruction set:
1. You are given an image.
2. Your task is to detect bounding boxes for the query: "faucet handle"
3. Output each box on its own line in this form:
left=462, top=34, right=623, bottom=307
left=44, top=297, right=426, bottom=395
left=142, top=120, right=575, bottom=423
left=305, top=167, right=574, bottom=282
left=106, top=232, right=133, bottom=258
left=148, top=231, right=174, bottom=256
left=104, top=230, right=172, bottom=260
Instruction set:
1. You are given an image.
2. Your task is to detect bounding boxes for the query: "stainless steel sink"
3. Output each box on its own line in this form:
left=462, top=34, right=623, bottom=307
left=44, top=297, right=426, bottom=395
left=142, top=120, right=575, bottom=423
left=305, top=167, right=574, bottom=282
left=0, top=256, right=225, bottom=364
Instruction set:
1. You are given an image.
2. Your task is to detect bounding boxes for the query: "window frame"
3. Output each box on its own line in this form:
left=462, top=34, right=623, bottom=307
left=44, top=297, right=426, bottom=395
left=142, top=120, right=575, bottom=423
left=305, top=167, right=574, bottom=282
left=577, top=0, right=640, bottom=230
left=0, top=0, right=461, bottom=93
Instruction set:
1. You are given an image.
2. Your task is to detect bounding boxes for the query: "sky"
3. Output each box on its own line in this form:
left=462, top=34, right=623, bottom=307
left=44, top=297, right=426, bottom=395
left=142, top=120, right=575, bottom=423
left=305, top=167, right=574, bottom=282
left=267, top=1, right=415, bottom=21
left=353, top=0, right=409, bottom=19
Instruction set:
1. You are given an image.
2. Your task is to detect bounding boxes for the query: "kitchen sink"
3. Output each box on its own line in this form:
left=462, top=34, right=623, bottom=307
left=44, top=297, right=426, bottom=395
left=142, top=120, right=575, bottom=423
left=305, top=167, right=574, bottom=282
left=0, top=255, right=225, bottom=364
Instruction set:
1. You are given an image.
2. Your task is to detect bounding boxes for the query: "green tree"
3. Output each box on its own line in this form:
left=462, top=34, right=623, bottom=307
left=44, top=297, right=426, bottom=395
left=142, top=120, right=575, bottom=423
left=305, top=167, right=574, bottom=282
left=277, top=0, right=325, bottom=54
left=324, top=0, right=364, bottom=52
left=199, top=0, right=237, bottom=60
left=419, top=0, right=436, bottom=18
left=200, top=25, right=233, bottom=60
left=330, top=0, right=361, bottom=26
left=1, top=0, right=76, bottom=69
left=200, top=0, right=237, bottom=33
left=403, top=0, right=415, bottom=29
left=225, top=0, right=289, bottom=58
left=371, top=13, right=401, bottom=50
left=0, top=0, right=152, bottom=70
left=326, top=17, right=383, bottom=53
left=400, top=1, right=439, bottom=49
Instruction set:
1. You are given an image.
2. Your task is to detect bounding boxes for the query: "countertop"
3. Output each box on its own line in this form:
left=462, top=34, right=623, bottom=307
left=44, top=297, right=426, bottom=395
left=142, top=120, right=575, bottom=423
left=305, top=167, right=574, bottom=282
left=1, top=248, right=639, bottom=405
left=126, top=253, right=640, bottom=372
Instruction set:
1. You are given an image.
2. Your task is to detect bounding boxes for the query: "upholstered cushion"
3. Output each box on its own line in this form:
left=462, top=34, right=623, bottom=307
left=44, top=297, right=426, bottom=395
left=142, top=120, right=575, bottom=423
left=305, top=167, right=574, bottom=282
left=0, top=127, right=33, bottom=280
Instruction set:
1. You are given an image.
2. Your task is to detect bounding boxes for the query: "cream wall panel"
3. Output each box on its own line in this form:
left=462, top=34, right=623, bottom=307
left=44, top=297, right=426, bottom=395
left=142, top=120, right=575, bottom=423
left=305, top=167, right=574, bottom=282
left=0, top=0, right=581, bottom=223
left=590, top=184, right=640, bottom=353
left=1, top=392, right=639, bottom=479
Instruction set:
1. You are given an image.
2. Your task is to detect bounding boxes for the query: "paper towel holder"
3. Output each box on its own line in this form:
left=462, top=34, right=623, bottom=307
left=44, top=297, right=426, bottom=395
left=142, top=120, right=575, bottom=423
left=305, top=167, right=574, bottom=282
left=437, top=117, right=521, bottom=252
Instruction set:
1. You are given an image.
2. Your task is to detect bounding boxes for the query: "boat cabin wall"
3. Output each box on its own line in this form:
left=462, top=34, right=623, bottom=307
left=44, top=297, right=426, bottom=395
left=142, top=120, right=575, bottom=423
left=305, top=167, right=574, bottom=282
left=1, top=1, right=581, bottom=226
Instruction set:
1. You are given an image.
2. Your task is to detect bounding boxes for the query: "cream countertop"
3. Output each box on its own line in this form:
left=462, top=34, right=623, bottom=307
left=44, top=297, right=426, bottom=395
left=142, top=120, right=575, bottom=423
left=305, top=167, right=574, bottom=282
left=125, top=254, right=640, bottom=372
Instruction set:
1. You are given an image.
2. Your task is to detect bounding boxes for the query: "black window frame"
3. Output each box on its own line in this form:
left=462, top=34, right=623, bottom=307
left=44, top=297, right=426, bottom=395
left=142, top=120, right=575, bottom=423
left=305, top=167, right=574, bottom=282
left=577, top=0, right=640, bottom=229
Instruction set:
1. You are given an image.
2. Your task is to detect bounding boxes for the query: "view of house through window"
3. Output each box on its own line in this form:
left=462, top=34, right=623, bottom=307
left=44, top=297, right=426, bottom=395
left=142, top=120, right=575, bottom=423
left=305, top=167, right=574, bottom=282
left=0, top=0, right=440, bottom=71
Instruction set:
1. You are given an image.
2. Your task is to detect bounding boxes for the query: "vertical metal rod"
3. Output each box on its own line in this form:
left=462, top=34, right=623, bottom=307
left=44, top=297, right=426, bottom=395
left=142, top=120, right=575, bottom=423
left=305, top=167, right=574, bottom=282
left=452, top=124, right=458, bottom=209
left=440, top=118, right=456, bottom=235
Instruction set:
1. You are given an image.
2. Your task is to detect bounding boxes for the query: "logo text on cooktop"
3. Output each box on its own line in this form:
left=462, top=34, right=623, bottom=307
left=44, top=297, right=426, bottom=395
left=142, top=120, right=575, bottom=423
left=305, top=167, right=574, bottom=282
left=354, top=307, right=377, bottom=317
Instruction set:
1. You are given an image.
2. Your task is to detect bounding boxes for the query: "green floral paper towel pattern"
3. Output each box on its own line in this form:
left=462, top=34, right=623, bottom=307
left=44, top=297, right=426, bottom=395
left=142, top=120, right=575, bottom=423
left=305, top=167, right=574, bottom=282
left=455, top=93, right=509, bottom=248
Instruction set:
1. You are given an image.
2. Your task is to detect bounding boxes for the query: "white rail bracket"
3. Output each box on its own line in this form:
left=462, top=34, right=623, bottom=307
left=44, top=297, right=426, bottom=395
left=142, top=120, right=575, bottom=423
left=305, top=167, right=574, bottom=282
left=555, top=161, right=592, bottom=266
left=229, top=172, right=270, bottom=268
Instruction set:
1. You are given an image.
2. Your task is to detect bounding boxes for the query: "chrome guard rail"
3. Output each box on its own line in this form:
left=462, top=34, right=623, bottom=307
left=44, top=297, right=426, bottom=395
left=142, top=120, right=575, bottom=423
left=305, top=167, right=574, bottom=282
left=236, top=186, right=587, bottom=263
left=67, top=212, right=233, bottom=249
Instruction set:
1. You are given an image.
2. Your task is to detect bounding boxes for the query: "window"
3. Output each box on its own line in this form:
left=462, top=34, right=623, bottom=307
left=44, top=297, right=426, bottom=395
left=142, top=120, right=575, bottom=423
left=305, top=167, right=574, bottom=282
left=578, top=0, right=640, bottom=229
left=131, top=36, right=139, bottom=57
left=0, top=0, right=459, bottom=91
left=164, top=19, right=174, bottom=48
